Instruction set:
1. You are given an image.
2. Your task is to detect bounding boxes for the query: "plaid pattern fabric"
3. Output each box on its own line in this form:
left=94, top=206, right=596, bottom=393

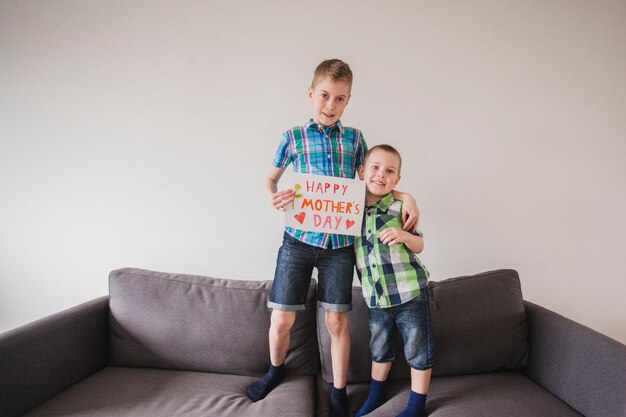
left=355, top=193, right=429, bottom=308
left=272, top=119, right=367, bottom=249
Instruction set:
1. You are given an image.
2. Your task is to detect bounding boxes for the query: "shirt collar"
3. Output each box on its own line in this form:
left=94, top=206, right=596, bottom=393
left=305, top=119, right=344, bottom=134
left=367, top=192, right=395, bottom=212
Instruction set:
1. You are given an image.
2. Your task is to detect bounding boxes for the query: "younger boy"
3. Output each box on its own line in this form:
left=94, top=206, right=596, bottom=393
left=247, top=60, right=419, bottom=417
left=354, top=145, right=433, bottom=417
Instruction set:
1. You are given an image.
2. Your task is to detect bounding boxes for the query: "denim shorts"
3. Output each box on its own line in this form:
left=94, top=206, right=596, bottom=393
left=268, top=232, right=355, bottom=312
left=368, top=289, right=434, bottom=370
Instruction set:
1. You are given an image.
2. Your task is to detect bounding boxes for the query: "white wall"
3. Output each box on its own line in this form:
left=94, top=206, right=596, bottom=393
left=1, top=0, right=625, bottom=343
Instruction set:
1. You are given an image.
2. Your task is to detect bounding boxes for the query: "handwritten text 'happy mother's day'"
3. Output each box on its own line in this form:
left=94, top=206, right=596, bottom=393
left=284, top=173, right=365, bottom=236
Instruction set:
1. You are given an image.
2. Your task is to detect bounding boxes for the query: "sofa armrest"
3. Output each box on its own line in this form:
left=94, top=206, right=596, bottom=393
left=523, top=301, right=626, bottom=417
left=0, top=296, right=109, bottom=417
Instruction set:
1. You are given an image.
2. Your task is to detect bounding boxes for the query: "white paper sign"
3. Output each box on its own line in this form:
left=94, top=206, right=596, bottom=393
left=284, top=172, right=365, bottom=236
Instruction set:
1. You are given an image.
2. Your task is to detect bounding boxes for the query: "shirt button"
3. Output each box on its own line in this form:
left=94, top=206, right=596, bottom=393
left=327, top=154, right=331, bottom=159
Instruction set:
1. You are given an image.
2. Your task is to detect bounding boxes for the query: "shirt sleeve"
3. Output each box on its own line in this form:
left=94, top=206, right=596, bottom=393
left=272, top=131, right=293, bottom=169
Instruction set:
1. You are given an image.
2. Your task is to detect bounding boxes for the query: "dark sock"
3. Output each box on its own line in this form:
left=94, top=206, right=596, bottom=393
left=330, top=386, right=349, bottom=417
left=396, top=391, right=427, bottom=417
left=356, top=378, right=386, bottom=416
left=246, top=363, right=285, bottom=402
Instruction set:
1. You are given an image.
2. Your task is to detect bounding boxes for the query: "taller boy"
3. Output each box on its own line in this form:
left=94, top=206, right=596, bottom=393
left=248, top=59, right=418, bottom=417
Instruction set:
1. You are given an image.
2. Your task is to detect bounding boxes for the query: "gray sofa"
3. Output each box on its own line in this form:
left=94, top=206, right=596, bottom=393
left=1, top=268, right=624, bottom=417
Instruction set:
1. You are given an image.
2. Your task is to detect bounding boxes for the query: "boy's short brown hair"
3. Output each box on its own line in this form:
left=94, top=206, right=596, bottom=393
left=311, top=59, right=353, bottom=91
left=364, top=144, right=402, bottom=174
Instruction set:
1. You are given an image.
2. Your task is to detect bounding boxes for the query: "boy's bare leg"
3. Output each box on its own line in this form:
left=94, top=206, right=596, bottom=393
left=325, top=310, right=350, bottom=387
left=247, top=310, right=296, bottom=401
left=411, top=368, right=431, bottom=394
left=355, top=361, right=391, bottom=417
left=396, top=368, right=432, bottom=417
left=269, top=310, right=296, bottom=365
left=325, top=310, right=350, bottom=416
left=371, top=361, right=392, bottom=381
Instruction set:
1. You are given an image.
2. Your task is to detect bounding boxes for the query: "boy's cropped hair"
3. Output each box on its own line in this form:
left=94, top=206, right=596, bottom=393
left=311, top=59, right=353, bottom=90
left=364, top=144, right=403, bottom=174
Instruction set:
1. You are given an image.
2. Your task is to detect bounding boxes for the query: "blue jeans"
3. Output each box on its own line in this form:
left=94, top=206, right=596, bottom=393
left=368, top=289, right=434, bottom=370
left=268, top=233, right=355, bottom=312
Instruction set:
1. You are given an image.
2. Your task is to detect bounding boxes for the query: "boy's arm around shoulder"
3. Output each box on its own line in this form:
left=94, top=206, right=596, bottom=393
left=391, top=189, right=420, bottom=231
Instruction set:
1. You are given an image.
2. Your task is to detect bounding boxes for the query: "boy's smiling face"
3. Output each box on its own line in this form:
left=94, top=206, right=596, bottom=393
left=308, top=76, right=351, bottom=126
left=358, top=148, right=401, bottom=203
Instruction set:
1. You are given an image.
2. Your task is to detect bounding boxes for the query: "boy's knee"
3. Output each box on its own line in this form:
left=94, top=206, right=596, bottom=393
left=271, top=310, right=296, bottom=334
left=325, top=311, right=349, bottom=335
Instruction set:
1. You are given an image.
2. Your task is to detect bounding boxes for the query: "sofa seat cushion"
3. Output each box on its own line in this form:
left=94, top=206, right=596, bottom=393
left=315, top=371, right=583, bottom=417
left=22, top=367, right=314, bottom=417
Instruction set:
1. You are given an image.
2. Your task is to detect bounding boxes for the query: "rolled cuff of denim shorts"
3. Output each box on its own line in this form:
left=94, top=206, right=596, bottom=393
left=267, top=301, right=306, bottom=311
left=318, top=301, right=352, bottom=312
left=372, top=357, right=396, bottom=364
left=409, top=363, right=434, bottom=371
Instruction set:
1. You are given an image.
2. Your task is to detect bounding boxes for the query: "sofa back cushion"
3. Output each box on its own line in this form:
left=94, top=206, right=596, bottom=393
left=109, top=268, right=318, bottom=377
left=429, top=269, right=529, bottom=376
left=318, top=269, right=529, bottom=383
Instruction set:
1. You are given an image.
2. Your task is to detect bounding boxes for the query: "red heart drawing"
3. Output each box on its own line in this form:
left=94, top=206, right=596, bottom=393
left=346, top=220, right=355, bottom=229
left=294, top=212, right=306, bottom=224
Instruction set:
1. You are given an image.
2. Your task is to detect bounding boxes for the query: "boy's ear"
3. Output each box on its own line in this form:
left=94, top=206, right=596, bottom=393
left=307, top=87, right=314, bottom=101
left=357, top=165, right=364, bottom=180
left=394, top=175, right=401, bottom=186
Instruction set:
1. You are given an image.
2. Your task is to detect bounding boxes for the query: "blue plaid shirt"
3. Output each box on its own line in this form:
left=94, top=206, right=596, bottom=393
left=272, top=119, right=368, bottom=249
